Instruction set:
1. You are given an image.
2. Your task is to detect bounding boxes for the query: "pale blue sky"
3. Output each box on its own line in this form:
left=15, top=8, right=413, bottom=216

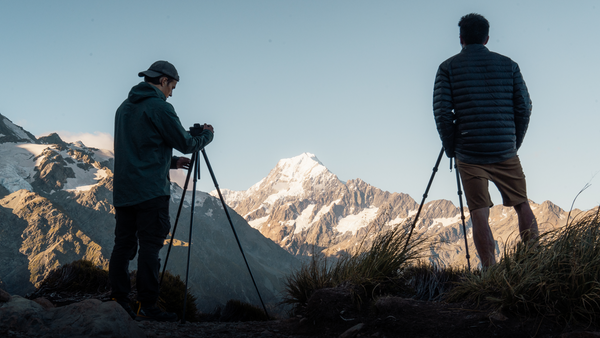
left=1, top=0, right=599, bottom=211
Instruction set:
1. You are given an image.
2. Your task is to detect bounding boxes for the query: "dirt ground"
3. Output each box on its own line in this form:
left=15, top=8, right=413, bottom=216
left=136, top=295, right=599, bottom=338
left=17, top=286, right=600, bottom=338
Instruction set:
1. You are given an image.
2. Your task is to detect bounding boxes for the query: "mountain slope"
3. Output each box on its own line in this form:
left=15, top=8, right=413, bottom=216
left=0, top=113, right=298, bottom=312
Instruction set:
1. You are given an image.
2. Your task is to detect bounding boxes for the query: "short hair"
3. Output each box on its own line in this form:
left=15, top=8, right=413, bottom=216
left=144, top=75, right=176, bottom=85
left=458, top=13, right=489, bottom=45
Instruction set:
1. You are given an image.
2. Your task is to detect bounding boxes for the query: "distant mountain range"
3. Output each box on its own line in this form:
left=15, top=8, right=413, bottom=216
left=0, top=113, right=298, bottom=313
left=213, top=152, right=580, bottom=268
left=0, top=112, right=583, bottom=310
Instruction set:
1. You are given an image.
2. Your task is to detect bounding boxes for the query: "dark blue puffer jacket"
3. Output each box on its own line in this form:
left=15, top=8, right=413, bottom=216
left=433, top=44, right=531, bottom=164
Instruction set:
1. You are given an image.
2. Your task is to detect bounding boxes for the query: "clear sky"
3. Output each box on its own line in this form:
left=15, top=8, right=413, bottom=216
left=1, top=0, right=599, bottom=211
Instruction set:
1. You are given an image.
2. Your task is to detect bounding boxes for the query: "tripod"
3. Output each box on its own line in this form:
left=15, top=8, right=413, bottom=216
left=405, top=147, right=471, bottom=270
left=160, top=148, right=269, bottom=323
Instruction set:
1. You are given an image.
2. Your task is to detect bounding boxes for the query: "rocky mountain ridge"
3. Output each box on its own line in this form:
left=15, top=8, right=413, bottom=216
left=214, top=153, right=579, bottom=268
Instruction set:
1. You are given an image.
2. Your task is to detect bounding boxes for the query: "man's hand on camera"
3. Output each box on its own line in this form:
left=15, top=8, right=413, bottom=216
left=177, top=157, right=191, bottom=169
left=202, top=124, right=214, bottom=133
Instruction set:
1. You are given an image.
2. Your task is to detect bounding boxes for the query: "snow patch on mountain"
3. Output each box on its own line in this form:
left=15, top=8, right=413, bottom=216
left=312, top=201, right=336, bottom=225
left=64, top=168, right=109, bottom=192
left=91, top=149, right=114, bottom=162
left=388, top=209, right=419, bottom=227
left=294, top=204, right=317, bottom=234
left=430, top=214, right=464, bottom=228
left=0, top=164, right=34, bottom=193
left=0, top=143, right=49, bottom=193
left=336, top=206, right=380, bottom=235
left=17, top=144, right=50, bottom=158
left=217, top=188, right=248, bottom=206
left=0, top=137, right=115, bottom=195
left=248, top=216, right=269, bottom=229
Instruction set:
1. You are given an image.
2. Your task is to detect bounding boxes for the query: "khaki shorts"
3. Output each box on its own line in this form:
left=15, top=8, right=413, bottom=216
left=457, top=156, right=528, bottom=211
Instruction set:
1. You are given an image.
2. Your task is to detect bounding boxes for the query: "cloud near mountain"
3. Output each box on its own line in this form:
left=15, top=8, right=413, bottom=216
left=54, top=131, right=114, bottom=152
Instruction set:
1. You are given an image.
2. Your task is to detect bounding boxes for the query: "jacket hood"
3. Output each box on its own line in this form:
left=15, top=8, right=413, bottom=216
left=128, top=82, right=166, bottom=104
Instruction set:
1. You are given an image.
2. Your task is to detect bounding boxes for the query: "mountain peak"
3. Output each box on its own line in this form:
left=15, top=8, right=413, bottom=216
left=38, top=133, right=68, bottom=148
left=274, top=153, right=327, bottom=181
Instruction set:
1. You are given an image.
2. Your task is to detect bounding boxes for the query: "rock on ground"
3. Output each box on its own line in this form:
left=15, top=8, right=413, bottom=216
left=0, top=296, right=144, bottom=338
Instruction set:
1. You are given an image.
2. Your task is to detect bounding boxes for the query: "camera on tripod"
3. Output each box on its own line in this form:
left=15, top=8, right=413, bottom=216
left=189, top=123, right=206, bottom=136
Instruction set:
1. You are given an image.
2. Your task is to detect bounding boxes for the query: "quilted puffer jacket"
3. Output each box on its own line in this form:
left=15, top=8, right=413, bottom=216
left=433, top=44, right=531, bottom=164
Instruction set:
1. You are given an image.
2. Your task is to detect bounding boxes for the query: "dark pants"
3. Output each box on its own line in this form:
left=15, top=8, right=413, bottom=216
left=109, top=195, right=171, bottom=306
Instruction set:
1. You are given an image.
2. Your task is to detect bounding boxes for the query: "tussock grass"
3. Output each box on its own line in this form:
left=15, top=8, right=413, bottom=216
left=447, top=209, right=600, bottom=323
left=404, top=261, right=469, bottom=301
left=32, top=259, right=110, bottom=296
left=283, top=220, right=428, bottom=311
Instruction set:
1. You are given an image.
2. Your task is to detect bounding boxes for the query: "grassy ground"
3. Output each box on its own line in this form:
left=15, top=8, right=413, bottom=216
left=283, top=208, right=600, bottom=326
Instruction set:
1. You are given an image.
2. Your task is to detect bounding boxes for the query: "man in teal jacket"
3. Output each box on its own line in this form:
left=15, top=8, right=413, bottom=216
left=109, top=61, right=214, bottom=321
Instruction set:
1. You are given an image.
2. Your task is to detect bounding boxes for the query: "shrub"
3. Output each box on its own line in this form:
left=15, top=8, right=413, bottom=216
left=32, top=259, right=110, bottom=297
left=131, top=271, right=199, bottom=322
left=31, top=260, right=200, bottom=322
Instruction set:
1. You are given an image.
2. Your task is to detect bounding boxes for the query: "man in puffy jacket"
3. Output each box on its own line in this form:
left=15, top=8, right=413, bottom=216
left=433, top=14, right=538, bottom=267
left=109, top=61, right=214, bottom=321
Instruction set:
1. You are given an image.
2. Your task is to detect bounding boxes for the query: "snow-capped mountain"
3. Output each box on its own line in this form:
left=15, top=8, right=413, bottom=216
left=217, top=153, right=418, bottom=256
left=0, top=114, right=298, bottom=312
left=214, top=153, right=578, bottom=267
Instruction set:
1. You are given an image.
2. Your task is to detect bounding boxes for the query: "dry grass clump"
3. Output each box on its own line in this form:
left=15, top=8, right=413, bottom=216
left=447, top=210, right=600, bottom=323
left=403, top=261, right=469, bottom=301
left=32, top=259, right=110, bottom=296
left=283, top=221, right=427, bottom=311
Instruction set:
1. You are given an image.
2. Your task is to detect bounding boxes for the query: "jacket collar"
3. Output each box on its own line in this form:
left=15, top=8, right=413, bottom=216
left=461, top=44, right=489, bottom=53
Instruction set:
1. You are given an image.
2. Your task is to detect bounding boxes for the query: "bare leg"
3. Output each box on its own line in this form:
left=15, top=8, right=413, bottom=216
left=514, top=201, right=538, bottom=242
left=470, top=207, right=496, bottom=267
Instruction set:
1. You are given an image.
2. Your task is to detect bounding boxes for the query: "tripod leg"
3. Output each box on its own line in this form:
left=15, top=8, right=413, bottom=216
left=454, top=159, right=472, bottom=270
left=201, top=149, right=270, bottom=320
left=160, top=152, right=196, bottom=287
left=405, top=147, right=444, bottom=249
left=181, top=151, right=201, bottom=324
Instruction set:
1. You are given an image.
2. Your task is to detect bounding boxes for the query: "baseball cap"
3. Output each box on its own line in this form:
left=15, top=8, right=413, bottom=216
left=138, top=61, right=180, bottom=81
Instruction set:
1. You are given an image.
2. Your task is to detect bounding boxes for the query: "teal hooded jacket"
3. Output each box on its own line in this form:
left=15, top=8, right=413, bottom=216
left=113, top=82, right=213, bottom=207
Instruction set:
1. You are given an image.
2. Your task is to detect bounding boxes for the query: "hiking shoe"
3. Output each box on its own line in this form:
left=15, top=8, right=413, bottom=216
left=112, top=298, right=136, bottom=320
left=136, top=305, right=178, bottom=322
